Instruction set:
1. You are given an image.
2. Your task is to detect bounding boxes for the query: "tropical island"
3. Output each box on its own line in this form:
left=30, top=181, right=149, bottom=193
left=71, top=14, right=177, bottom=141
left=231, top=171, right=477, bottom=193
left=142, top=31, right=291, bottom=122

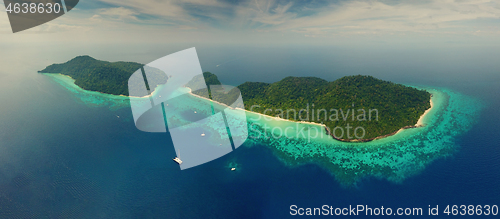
left=38, top=55, right=167, bottom=96
left=193, top=72, right=431, bottom=141
left=39, top=56, right=431, bottom=141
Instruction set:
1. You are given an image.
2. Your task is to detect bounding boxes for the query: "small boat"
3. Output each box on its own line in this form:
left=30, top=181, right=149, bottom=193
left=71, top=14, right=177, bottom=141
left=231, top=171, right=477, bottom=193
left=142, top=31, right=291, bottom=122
left=194, top=111, right=197, bottom=114
left=231, top=168, right=236, bottom=171
left=201, top=132, right=205, bottom=137
left=173, top=157, right=183, bottom=164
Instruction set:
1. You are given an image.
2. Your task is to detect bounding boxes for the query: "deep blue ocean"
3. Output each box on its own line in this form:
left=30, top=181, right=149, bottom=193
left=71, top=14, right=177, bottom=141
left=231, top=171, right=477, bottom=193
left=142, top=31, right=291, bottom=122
left=0, top=44, right=499, bottom=218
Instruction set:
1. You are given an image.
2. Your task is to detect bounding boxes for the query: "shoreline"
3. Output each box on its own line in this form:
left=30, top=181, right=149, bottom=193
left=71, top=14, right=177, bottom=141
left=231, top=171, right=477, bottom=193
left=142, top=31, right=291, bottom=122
left=186, top=87, right=436, bottom=143
left=186, top=87, right=327, bottom=126
left=330, top=93, right=435, bottom=143
left=43, top=73, right=159, bottom=99
left=45, top=73, right=436, bottom=143
left=416, top=95, right=434, bottom=127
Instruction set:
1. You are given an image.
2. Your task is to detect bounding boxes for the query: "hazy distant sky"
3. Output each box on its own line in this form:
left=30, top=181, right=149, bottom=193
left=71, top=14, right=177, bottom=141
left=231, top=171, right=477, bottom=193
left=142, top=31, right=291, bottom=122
left=0, top=0, right=499, bottom=102
left=1, top=0, right=499, bottom=46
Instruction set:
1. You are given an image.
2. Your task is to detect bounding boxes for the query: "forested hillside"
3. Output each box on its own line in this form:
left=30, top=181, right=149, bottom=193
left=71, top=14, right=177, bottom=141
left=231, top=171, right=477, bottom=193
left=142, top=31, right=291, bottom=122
left=236, top=75, right=431, bottom=140
left=39, top=56, right=167, bottom=96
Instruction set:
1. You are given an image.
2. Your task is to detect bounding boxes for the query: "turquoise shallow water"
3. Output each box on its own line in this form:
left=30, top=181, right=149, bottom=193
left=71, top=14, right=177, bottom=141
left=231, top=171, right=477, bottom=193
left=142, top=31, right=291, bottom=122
left=44, top=74, right=484, bottom=186
left=245, top=87, right=484, bottom=185
left=44, top=74, right=132, bottom=110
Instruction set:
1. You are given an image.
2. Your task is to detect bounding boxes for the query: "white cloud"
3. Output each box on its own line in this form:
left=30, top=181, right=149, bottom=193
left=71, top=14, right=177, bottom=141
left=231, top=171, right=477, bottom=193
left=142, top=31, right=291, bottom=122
left=85, top=0, right=500, bottom=37
left=2, top=0, right=499, bottom=44
left=98, top=0, right=191, bottom=22
left=266, top=0, right=500, bottom=36
left=249, top=1, right=296, bottom=25
left=181, top=0, right=220, bottom=6
left=89, top=14, right=102, bottom=22
left=98, top=7, right=139, bottom=21
left=36, top=22, right=92, bottom=33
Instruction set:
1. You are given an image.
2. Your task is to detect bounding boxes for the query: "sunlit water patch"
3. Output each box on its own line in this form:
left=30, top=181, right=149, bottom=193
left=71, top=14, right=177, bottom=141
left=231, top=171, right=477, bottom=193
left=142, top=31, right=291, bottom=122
left=45, top=74, right=484, bottom=186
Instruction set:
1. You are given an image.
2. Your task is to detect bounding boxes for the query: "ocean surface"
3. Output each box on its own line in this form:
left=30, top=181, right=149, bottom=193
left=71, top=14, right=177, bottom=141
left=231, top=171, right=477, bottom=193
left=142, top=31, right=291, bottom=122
left=0, top=45, right=499, bottom=218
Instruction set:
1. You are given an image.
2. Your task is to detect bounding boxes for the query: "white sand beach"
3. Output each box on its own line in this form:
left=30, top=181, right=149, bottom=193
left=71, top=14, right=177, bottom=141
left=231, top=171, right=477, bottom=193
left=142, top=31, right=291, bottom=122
left=416, top=97, right=434, bottom=127
left=184, top=86, right=436, bottom=142
left=185, top=87, right=326, bottom=128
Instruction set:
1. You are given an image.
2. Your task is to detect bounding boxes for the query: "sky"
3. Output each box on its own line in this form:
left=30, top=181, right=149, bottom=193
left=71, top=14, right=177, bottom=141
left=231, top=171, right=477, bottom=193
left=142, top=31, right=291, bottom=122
left=0, top=0, right=499, bottom=119
left=0, top=0, right=499, bottom=84
left=0, top=0, right=499, bottom=46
